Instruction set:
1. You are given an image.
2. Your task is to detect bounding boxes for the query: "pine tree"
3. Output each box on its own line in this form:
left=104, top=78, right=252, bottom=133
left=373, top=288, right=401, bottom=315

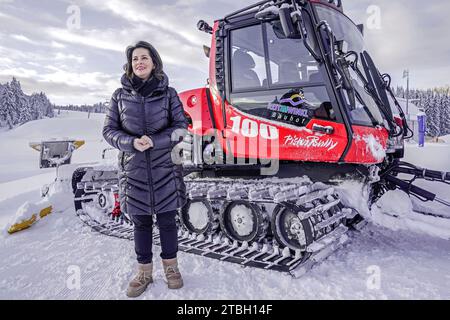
left=9, top=78, right=33, bottom=125
left=437, top=93, right=446, bottom=136
left=39, top=92, right=54, bottom=118
left=1, top=83, right=17, bottom=129
left=395, top=86, right=405, bottom=99
left=442, top=91, right=450, bottom=136
left=426, top=91, right=441, bottom=137
left=7, top=79, right=19, bottom=125
left=29, top=93, right=43, bottom=120
left=394, top=86, right=450, bottom=138
left=0, top=78, right=56, bottom=129
left=422, top=90, right=432, bottom=136
left=0, top=83, right=5, bottom=126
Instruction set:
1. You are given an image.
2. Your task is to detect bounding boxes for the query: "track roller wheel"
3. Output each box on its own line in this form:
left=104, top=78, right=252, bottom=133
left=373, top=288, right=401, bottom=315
left=71, top=167, right=88, bottom=194
left=271, top=204, right=314, bottom=250
left=220, top=201, right=267, bottom=242
left=95, top=191, right=115, bottom=211
left=180, top=199, right=218, bottom=235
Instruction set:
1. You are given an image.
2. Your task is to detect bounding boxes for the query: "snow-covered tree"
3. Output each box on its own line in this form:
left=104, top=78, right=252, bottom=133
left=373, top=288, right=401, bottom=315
left=0, top=83, right=5, bottom=127
left=441, top=92, right=450, bottom=136
left=395, top=86, right=405, bottom=99
left=396, top=86, right=450, bottom=137
left=57, top=101, right=107, bottom=114
left=0, top=78, right=55, bottom=129
left=425, top=91, right=441, bottom=137
left=38, top=92, right=54, bottom=118
left=0, top=83, right=18, bottom=129
left=10, top=78, right=33, bottom=124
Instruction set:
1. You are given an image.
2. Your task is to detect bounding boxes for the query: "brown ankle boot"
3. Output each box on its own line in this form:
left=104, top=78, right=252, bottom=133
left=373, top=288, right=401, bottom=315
left=162, top=258, right=183, bottom=289
left=126, top=263, right=153, bottom=298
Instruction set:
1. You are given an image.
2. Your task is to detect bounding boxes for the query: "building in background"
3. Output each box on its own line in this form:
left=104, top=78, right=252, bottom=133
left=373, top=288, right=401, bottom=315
left=396, top=98, right=422, bottom=143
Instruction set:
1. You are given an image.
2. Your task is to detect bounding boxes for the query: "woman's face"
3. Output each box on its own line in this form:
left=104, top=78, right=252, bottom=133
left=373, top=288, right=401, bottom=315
left=132, top=47, right=154, bottom=81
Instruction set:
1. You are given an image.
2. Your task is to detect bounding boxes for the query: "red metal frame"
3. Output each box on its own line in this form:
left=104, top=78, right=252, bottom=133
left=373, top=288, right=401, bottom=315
left=180, top=88, right=388, bottom=164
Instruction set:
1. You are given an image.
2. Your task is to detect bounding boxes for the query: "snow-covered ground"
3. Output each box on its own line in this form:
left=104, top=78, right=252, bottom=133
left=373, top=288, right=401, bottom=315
left=440, top=135, right=450, bottom=144
left=0, top=111, right=449, bottom=300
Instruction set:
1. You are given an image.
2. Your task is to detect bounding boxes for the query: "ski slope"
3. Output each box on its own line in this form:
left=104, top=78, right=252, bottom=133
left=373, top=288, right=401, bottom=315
left=0, top=111, right=449, bottom=300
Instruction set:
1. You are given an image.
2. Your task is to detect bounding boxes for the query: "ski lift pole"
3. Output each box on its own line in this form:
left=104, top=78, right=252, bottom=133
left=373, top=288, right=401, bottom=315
left=403, top=69, right=410, bottom=116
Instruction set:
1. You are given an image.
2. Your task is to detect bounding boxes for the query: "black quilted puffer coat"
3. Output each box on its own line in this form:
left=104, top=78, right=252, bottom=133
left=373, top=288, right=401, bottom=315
left=102, top=73, right=188, bottom=216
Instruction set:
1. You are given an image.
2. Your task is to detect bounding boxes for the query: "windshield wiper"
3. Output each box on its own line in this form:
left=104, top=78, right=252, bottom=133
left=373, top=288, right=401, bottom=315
left=361, top=52, right=411, bottom=138
left=341, top=51, right=406, bottom=133
left=343, top=52, right=383, bottom=106
left=315, top=22, right=387, bottom=128
left=381, top=73, right=414, bottom=139
left=351, top=82, right=379, bottom=126
left=332, top=49, right=380, bottom=126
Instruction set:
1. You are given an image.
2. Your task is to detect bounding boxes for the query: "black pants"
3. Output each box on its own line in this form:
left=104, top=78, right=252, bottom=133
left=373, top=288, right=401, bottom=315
left=131, top=211, right=178, bottom=264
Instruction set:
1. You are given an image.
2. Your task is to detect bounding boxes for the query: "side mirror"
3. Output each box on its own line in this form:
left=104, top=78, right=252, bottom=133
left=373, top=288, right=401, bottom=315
left=203, top=45, right=210, bottom=58
left=197, top=20, right=213, bottom=34
left=279, top=5, right=299, bottom=38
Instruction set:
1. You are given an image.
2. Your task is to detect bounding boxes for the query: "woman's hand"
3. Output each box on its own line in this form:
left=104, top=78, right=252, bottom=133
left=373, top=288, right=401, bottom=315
left=141, top=135, right=154, bottom=149
left=133, top=135, right=154, bottom=152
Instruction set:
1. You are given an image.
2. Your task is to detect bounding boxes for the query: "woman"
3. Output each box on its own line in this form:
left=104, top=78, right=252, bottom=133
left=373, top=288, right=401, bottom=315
left=103, top=41, right=188, bottom=298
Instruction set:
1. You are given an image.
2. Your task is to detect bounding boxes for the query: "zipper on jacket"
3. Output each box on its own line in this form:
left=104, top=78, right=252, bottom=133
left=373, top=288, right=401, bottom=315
left=141, top=96, right=155, bottom=215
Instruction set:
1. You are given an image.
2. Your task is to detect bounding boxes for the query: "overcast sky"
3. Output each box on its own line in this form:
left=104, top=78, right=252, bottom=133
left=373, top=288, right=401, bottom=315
left=1, top=0, right=449, bottom=105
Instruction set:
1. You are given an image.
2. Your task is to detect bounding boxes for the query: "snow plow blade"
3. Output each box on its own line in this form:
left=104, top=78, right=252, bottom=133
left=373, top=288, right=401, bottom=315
left=7, top=206, right=53, bottom=234
left=29, top=139, right=85, bottom=169
left=29, top=140, right=85, bottom=152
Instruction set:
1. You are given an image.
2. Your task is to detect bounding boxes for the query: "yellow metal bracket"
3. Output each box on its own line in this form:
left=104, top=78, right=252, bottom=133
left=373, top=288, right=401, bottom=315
left=7, top=206, right=53, bottom=234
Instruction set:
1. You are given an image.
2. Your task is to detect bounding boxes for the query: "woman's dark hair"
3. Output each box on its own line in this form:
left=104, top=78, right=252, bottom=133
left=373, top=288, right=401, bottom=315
left=124, top=41, right=164, bottom=80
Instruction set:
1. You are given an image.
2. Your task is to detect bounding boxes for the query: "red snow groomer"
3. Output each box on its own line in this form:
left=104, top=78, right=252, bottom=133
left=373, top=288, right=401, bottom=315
left=74, top=0, right=450, bottom=277
left=176, top=0, right=450, bottom=275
